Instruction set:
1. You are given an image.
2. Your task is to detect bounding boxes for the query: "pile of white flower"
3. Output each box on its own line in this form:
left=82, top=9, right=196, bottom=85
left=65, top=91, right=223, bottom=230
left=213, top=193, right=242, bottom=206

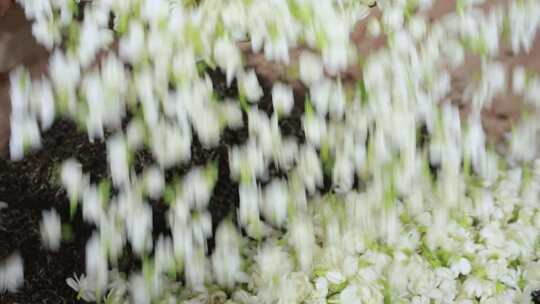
left=5, top=0, right=540, bottom=303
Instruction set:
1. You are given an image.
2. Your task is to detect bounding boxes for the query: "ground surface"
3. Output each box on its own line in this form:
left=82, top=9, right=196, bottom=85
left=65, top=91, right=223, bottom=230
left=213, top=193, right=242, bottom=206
left=1, top=1, right=540, bottom=303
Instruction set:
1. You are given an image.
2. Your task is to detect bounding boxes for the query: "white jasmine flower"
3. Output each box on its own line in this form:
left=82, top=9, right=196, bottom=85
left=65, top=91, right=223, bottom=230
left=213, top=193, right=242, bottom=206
left=408, top=16, right=427, bottom=41
left=299, top=52, right=324, bottom=86
left=221, top=0, right=247, bottom=40
left=190, top=211, right=213, bottom=246
left=9, top=68, right=31, bottom=117
left=221, top=100, right=244, bottom=129
left=141, top=0, right=168, bottom=24
left=383, top=6, right=404, bottom=31
left=303, top=114, right=327, bottom=147
left=297, top=145, right=323, bottom=194
left=192, top=106, right=221, bottom=148
left=61, top=159, right=85, bottom=202
left=238, top=181, right=262, bottom=234
left=82, top=184, right=102, bottom=225
left=255, top=243, right=292, bottom=284
left=246, top=140, right=267, bottom=180
left=315, top=276, right=328, bottom=297
left=184, top=247, right=209, bottom=288
left=264, top=34, right=291, bottom=64
left=82, top=71, right=106, bottom=141
left=172, top=49, right=196, bottom=85
left=0, top=253, right=24, bottom=293
left=212, top=221, right=243, bottom=288
left=289, top=215, right=315, bottom=272
left=450, top=257, right=471, bottom=277
left=85, top=234, right=108, bottom=297
left=126, top=203, right=153, bottom=256
left=78, top=16, right=113, bottom=68
left=107, top=134, right=130, bottom=188
left=154, top=235, right=174, bottom=278
left=512, top=66, right=527, bottom=95
left=408, top=264, right=437, bottom=295
left=443, top=39, right=465, bottom=69
left=262, top=179, right=288, bottom=227
left=31, top=78, right=55, bottom=130
left=49, top=50, right=80, bottom=96
left=182, top=167, right=214, bottom=210
left=144, top=166, right=164, bottom=200
left=332, top=155, right=354, bottom=193
left=508, top=119, right=538, bottom=163
left=393, top=30, right=414, bottom=55
left=40, top=209, right=62, bottom=251
left=66, top=273, right=97, bottom=302
left=239, top=69, right=263, bottom=103
left=463, top=276, right=486, bottom=299
left=20, top=0, right=53, bottom=20
left=119, top=20, right=145, bottom=64
left=326, top=270, right=345, bottom=285
left=322, top=43, right=348, bottom=74
left=272, top=83, right=294, bottom=117
left=150, top=119, right=192, bottom=168
left=129, top=273, right=150, bottom=304
left=275, top=137, right=298, bottom=171
left=9, top=115, right=42, bottom=161
left=310, top=79, right=331, bottom=117
left=339, top=284, right=361, bottom=304
left=525, top=78, right=540, bottom=107
left=329, top=80, right=346, bottom=120
left=106, top=269, right=129, bottom=303
left=232, top=290, right=259, bottom=304
left=135, top=69, right=159, bottom=128
left=31, top=17, right=60, bottom=50
left=464, top=117, right=485, bottom=172
left=367, top=17, right=381, bottom=38
left=214, top=37, right=242, bottom=86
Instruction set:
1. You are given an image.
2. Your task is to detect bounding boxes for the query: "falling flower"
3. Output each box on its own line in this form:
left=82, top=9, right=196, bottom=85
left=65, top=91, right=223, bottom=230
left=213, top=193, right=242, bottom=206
left=40, top=209, right=62, bottom=251
left=0, top=253, right=24, bottom=293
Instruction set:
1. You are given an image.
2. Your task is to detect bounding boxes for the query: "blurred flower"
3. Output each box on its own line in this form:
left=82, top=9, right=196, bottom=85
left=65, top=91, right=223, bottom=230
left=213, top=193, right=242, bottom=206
left=272, top=83, right=294, bottom=117
left=119, top=20, right=145, bottom=64
left=31, top=17, right=60, bottom=50
left=66, top=273, right=97, bottom=302
left=214, top=37, right=242, bottom=86
left=299, top=52, right=324, bottom=86
left=0, top=253, right=24, bottom=293
left=262, top=179, right=288, bottom=227
left=239, top=69, right=263, bottom=103
left=40, top=209, right=62, bottom=251
left=212, top=221, right=244, bottom=288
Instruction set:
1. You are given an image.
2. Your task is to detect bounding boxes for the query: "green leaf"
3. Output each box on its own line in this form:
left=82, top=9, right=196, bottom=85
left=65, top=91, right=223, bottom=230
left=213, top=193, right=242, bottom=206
left=239, top=94, right=248, bottom=112
left=420, top=243, right=441, bottom=268
left=382, top=278, right=392, bottom=304
left=328, top=280, right=348, bottom=296
left=240, top=165, right=252, bottom=185
left=61, top=224, right=74, bottom=242
left=98, top=179, right=111, bottom=206
left=495, top=281, right=505, bottom=294
left=69, top=194, right=78, bottom=219
left=204, top=162, right=219, bottom=186
left=357, top=77, right=369, bottom=106
left=304, top=95, right=314, bottom=117
left=117, top=14, right=129, bottom=34
left=518, top=275, right=526, bottom=290
left=321, top=140, right=334, bottom=176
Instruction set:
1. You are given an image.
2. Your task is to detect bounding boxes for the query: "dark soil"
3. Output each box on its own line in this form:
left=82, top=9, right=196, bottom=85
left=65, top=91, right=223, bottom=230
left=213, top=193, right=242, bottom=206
left=0, top=69, right=308, bottom=303
left=0, top=120, right=104, bottom=304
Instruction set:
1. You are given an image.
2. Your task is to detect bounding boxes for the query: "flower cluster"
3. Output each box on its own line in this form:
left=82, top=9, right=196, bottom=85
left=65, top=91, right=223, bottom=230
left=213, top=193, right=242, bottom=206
left=6, top=0, right=540, bottom=303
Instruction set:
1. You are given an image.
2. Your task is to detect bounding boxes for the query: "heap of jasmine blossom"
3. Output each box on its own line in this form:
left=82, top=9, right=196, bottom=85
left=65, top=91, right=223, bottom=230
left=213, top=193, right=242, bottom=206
left=5, top=0, right=540, bottom=303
